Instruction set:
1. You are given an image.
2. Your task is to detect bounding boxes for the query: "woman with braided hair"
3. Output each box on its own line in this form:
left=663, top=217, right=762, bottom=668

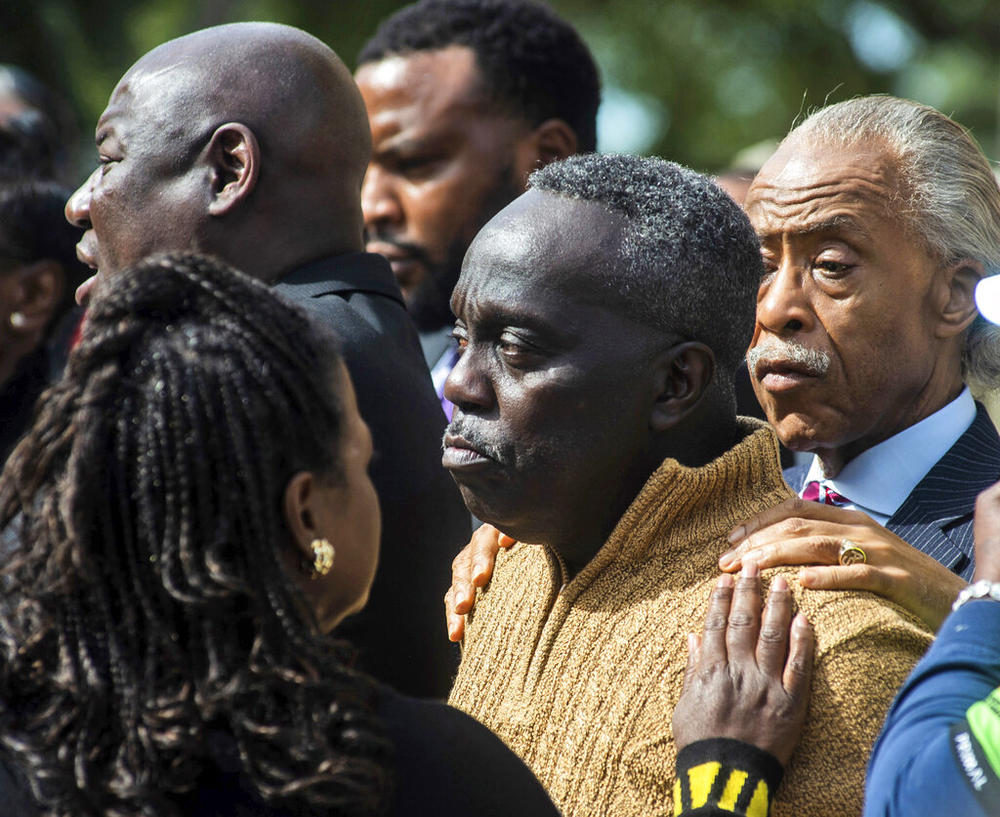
left=0, top=252, right=556, bottom=817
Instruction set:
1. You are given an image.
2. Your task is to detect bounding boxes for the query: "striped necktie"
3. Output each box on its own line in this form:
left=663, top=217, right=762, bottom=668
left=802, top=480, right=851, bottom=507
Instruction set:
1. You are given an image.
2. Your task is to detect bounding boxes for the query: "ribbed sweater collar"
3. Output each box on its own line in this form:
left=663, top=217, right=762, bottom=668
left=557, top=418, right=792, bottom=599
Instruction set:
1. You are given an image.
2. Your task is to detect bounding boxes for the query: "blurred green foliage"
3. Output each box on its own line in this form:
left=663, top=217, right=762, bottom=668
left=2, top=0, right=997, bottom=182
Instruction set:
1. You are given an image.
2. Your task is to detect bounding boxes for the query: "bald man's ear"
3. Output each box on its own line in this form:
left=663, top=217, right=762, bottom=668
left=206, top=123, right=260, bottom=217
left=514, top=118, right=579, bottom=184
left=935, top=258, right=984, bottom=339
left=649, top=342, right=716, bottom=432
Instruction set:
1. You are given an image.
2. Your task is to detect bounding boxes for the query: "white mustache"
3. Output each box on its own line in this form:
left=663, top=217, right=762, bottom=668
left=746, top=339, right=831, bottom=376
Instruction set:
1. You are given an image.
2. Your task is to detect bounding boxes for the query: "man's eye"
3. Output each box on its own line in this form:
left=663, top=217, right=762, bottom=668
left=450, top=328, right=468, bottom=351
left=497, top=333, right=539, bottom=364
left=397, top=155, right=443, bottom=180
left=814, top=259, right=852, bottom=275
left=397, top=156, right=426, bottom=169
left=758, top=259, right=778, bottom=288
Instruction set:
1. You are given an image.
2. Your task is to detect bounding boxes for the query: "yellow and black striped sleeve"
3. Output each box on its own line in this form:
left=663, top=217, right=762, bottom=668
left=673, top=739, right=784, bottom=817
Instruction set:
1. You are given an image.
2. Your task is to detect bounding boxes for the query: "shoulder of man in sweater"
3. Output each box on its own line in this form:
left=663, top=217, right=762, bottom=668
left=766, top=567, right=931, bottom=815
left=461, top=542, right=559, bottom=651
left=770, top=566, right=932, bottom=651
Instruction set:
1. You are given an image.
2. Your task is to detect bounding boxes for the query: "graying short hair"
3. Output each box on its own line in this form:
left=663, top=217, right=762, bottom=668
left=529, top=153, right=762, bottom=394
left=790, top=95, right=1000, bottom=389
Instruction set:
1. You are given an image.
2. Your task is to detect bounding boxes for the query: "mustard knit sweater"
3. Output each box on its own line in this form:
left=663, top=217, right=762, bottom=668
left=449, top=419, right=932, bottom=817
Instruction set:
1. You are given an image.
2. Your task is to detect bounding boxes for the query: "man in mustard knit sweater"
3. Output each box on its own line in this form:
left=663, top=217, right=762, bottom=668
left=442, top=154, right=931, bottom=817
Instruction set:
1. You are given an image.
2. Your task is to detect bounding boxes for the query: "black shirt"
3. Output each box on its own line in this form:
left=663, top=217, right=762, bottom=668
left=0, top=687, right=559, bottom=817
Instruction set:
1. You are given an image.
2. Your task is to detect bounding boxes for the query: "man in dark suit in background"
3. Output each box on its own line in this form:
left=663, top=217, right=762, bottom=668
left=722, top=95, right=1000, bottom=630
left=355, top=0, right=600, bottom=416
left=65, top=21, right=470, bottom=698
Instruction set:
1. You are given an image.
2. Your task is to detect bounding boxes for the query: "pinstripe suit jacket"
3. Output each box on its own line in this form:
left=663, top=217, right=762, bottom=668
left=784, top=402, right=1000, bottom=580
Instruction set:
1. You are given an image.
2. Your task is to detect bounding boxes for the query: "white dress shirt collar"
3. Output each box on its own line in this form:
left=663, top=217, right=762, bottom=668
left=802, top=387, right=976, bottom=525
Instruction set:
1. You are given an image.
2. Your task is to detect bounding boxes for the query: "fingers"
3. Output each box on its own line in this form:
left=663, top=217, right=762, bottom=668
left=756, top=574, right=792, bottom=677
left=727, top=497, right=837, bottom=545
left=796, top=563, right=885, bottom=593
left=445, top=585, right=466, bottom=642
left=798, top=561, right=964, bottom=632
left=449, top=544, right=476, bottom=615
left=469, top=524, right=504, bottom=587
left=782, top=613, right=815, bottom=699
left=681, top=631, right=702, bottom=692
left=720, top=534, right=856, bottom=573
left=699, top=573, right=735, bottom=666
left=724, top=500, right=873, bottom=567
left=725, top=562, right=763, bottom=662
left=445, top=525, right=513, bottom=642
left=449, top=525, right=504, bottom=614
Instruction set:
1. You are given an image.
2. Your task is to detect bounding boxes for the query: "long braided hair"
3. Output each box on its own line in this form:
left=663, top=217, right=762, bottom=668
left=0, top=253, right=392, bottom=816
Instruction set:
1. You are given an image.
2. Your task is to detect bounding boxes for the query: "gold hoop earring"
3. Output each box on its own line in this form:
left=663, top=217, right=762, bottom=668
left=309, top=538, right=335, bottom=578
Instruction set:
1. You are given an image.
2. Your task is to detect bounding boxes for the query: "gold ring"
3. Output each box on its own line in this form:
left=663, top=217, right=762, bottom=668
left=838, top=540, right=867, bottom=566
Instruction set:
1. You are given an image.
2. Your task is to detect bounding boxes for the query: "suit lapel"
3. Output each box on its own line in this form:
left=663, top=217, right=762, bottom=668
left=887, top=403, right=1000, bottom=579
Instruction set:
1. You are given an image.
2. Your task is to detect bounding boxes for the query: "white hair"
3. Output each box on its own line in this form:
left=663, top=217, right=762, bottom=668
left=790, top=95, right=1000, bottom=389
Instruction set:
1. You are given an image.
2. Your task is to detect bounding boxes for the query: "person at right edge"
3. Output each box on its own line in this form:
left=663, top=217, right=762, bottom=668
left=673, top=273, right=1000, bottom=815
left=860, top=276, right=1000, bottom=817
left=675, top=466, right=1000, bottom=817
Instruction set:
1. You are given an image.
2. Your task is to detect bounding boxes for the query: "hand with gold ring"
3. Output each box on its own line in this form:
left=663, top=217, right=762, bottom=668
left=718, top=497, right=965, bottom=632
left=838, top=540, right=867, bottom=566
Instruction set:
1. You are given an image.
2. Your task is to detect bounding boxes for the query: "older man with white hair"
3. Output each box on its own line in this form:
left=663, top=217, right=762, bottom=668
left=719, top=95, right=1000, bottom=630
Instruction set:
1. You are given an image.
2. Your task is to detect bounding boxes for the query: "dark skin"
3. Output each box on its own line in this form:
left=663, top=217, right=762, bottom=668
left=357, top=46, right=577, bottom=331
left=672, top=562, right=815, bottom=767
left=283, top=363, right=381, bottom=635
left=714, top=134, right=981, bottom=632
left=745, top=135, right=978, bottom=477
left=974, top=480, right=1000, bottom=583
left=444, top=132, right=983, bottom=637
left=718, top=498, right=965, bottom=632
left=0, top=258, right=63, bottom=387
left=442, top=188, right=728, bottom=580
left=66, top=22, right=371, bottom=302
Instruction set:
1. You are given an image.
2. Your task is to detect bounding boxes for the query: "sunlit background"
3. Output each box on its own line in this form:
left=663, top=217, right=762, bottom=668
left=3, top=0, right=997, bottom=181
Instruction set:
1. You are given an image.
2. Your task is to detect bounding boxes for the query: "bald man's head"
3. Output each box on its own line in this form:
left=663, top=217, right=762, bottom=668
left=129, top=24, right=370, bottom=180
left=67, top=23, right=371, bottom=292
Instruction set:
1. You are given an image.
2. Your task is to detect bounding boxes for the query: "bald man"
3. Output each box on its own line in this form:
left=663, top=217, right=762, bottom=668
left=66, top=23, right=470, bottom=698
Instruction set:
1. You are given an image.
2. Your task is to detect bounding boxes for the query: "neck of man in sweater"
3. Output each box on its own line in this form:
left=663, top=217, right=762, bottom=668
left=553, top=411, right=742, bottom=578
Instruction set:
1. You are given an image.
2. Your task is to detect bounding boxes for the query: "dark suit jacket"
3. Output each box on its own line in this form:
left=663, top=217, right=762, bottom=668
left=784, top=402, right=1000, bottom=580
left=274, top=253, right=469, bottom=697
